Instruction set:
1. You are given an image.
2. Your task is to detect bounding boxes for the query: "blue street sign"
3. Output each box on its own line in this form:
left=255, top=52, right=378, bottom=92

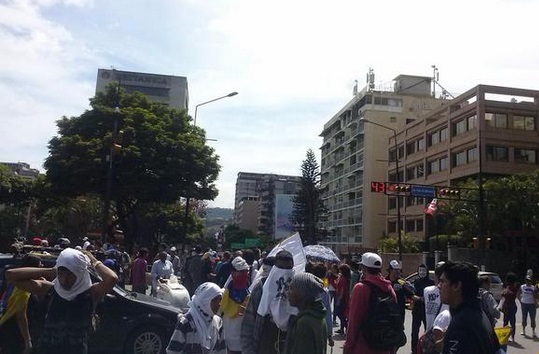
left=410, top=185, right=436, bottom=198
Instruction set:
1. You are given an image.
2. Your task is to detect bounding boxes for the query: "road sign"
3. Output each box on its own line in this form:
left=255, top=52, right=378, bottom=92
left=410, top=185, right=436, bottom=198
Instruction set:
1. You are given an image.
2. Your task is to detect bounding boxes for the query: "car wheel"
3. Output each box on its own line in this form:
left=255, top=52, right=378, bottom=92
left=125, top=326, right=167, bottom=354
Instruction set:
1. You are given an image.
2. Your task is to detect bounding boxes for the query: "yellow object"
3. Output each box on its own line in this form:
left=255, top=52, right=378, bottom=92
left=220, top=289, right=249, bottom=318
left=494, top=326, right=511, bottom=346
left=0, top=286, right=30, bottom=325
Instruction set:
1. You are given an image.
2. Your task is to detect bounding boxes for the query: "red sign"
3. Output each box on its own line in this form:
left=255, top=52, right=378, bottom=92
left=370, top=181, right=385, bottom=193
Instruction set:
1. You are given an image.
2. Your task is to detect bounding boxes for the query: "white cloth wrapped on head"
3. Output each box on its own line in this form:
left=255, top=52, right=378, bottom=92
left=53, top=248, right=92, bottom=301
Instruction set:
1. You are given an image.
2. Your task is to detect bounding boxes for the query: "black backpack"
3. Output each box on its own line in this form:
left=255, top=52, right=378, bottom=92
left=362, top=281, right=407, bottom=350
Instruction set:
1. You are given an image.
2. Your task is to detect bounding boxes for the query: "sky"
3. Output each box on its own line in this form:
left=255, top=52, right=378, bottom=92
left=2, top=0, right=539, bottom=209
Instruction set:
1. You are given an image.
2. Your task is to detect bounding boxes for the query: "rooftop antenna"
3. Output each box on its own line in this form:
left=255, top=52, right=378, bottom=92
left=431, top=65, right=439, bottom=97
left=366, top=68, right=375, bottom=92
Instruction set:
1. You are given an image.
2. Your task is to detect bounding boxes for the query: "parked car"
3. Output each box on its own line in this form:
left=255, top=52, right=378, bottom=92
left=478, top=271, right=503, bottom=301
left=404, top=269, right=503, bottom=301
left=2, top=250, right=182, bottom=354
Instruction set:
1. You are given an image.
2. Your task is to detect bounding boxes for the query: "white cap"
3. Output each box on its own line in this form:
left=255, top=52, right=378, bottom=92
left=389, top=259, right=401, bottom=270
left=169, top=246, right=177, bottom=252
left=360, top=252, right=382, bottom=269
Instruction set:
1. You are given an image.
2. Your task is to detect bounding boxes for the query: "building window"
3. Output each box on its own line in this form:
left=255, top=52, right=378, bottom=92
left=388, top=197, right=397, bottom=209
left=416, top=219, right=424, bottom=232
left=440, top=127, right=449, bottom=141
left=455, top=119, right=467, bottom=135
left=388, top=221, right=396, bottom=233
left=429, top=131, right=440, bottom=146
left=428, top=160, right=439, bottom=174
left=406, top=141, right=416, bottom=155
left=485, top=113, right=508, bottom=128
left=417, top=164, right=424, bottom=178
left=515, top=149, right=537, bottom=164
left=486, top=146, right=509, bottom=161
left=454, top=151, right=467, bottom=166
left=417, top=137, right=425, bottom=150
left=467, top=115, right=477, bottom=130
left=513, top=116, right=536, bottom=131
left=398, top=146, right=405, bottom=159
left=406, top=220, right=416, bottom=232
left=440, top=157, right=448, bottom=171
left=467, top=147, right=478, bottom=162
left=406, top=167, right=416, bottom=180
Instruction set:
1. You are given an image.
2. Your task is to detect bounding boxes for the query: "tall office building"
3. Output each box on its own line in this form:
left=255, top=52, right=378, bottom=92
left=394, top=84, right=539, bottom=242
left=320, top=74, right=447, bottom=254
left=96, top=69, right=189, bottom=110
left=233, top=172, right=302, bottom=239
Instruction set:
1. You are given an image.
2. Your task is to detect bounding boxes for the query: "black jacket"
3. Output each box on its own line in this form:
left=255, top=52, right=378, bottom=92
left=442, top=299, right=499, bottom=354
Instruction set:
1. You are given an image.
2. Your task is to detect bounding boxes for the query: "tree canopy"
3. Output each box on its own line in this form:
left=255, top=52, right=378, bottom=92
left=290, top=149, right=326, bottom=245
left=44, top=86, right=220, bottom=245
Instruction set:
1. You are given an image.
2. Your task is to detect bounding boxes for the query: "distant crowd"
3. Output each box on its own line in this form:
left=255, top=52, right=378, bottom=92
left=1, top=236, right=538, bottom=354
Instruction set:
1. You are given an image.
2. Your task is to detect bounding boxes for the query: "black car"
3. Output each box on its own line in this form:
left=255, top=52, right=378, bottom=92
left=2, top=250, right=181, bottom=354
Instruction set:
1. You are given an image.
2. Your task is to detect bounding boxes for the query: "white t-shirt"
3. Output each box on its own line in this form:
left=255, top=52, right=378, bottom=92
left=433, top=309, right=451, bottom=332
left=424, top=285, right=442, bottom=331
left=520, top=284, right=537, bottom=304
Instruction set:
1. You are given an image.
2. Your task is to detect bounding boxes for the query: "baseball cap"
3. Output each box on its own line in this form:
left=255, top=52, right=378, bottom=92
left=389, top=259, right=401, bottom=270
left=169, top=246, right=177, bottom=252
left=360, top=252, right=382, bottom=269
left=232, top=256, right=249, bottom=271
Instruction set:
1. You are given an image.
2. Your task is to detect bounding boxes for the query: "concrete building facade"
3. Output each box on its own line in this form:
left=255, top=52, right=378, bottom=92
left=233, top=172, right=301, bottom=239
left=1, top=162, right=40, bottom=179
left=392, top=84, right=539, bottom=242
left=235, top=196, right=260, bottom=234
left=319, top=75, right=448, bottom=254
left=96, top=69, right=189, bottom=110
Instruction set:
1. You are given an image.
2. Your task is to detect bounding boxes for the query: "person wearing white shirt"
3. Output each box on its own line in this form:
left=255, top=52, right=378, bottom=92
left=518, top=275, right=538, bottom=337
left=423, top=262, right=448, bottom=331
left=151, top=251, right=174, bottom=296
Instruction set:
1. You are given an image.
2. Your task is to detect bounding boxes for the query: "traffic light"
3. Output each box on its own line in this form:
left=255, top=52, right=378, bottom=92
left=386, top=183, right=411, bottom=194
left=437, top=187, right=460, bottom=198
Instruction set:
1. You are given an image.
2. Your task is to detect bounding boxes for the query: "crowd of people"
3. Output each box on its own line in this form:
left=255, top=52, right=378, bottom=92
left=1, top=236, right=538, bottom=354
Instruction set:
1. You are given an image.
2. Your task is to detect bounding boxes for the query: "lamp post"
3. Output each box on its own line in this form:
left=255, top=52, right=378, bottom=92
left=193, top=91, right=238, bottom=126
left=360, top=118, right=402, bottom=261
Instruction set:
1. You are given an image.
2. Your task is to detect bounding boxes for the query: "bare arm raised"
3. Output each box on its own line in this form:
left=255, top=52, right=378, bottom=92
left=83, top=250, right=118, bottom=302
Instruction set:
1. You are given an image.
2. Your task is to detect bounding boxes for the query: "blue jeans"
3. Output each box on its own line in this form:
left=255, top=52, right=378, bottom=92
left=521, top=302, right=537, bottom=328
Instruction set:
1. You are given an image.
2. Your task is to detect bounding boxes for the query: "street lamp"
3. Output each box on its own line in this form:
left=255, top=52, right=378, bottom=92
left=193, top=91, right=238, bottom=126
left=360, top=118, right=403, bottom=261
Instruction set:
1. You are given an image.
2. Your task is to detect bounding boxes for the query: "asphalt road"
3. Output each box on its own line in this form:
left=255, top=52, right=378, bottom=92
left=328, top=306, right=539, bottom=354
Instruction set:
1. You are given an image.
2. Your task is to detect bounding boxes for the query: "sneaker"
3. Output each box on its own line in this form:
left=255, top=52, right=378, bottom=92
left=521, top=328, right=526, bottom=336
left=335, top=329, right=345, bottom=335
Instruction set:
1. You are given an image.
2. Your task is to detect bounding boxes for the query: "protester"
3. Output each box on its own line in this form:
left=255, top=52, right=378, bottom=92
left=478, top=274, right=500, bottom=328
left=349, top=261, right=361, bottom=297
left=255, top=250, right=296, bottom=354
left=186, top=247, right=205, bottom=294
left=423, top=262, right=448, bottom=332
left=221, top=256, right=251, bottom=354
left=150, top=251, right=174, bottom=296
left=240, top=256, right=275, bottom=354
left=343, top=252, right=397, bottom=354
left=386, top=259, right=415, bottom=324
left=335, top=263, right=351, bottom=335
left=437, top=261, right=499, bottom=354
left=131, top=248, right=149, bottom=294
left=500, top=272, right=518, bottom=342
left=327, top=264, right=338, bottom=325
left=411, top=264, right=434, bottom=354
left=5, top=248, right=118, bottom=354
left=517, top=274, right=538, bottom=337
left=216, top=251, right=233, bottom=287
left=169, top=247, right=181, bottom=276
left=305, top=262, right=334, bottom=348
left=166, top=282, right=226, bottom=354
left=0, top=254, right=42, bottom=354
left=284, top=272, right=327, bottom=354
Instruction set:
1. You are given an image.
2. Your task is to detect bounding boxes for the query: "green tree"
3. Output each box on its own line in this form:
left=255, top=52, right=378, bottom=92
left=290, top=149, right=326, bottom=245
left=44, top=86, right=220, bottom=246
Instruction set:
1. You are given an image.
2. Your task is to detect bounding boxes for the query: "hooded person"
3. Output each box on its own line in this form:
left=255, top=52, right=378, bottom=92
left=166, top=282, right=226, bottom=354
left=221, top=256, right=251, bottom=353
left=240, top=256, right=276, bottom=354
left=5, top=248, right=118, bottom=354
left=284, top=272, right=327, bottom=354
left=410, top=264, right=434, bottom=354
left=250, top=250, right=296, bottom=354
